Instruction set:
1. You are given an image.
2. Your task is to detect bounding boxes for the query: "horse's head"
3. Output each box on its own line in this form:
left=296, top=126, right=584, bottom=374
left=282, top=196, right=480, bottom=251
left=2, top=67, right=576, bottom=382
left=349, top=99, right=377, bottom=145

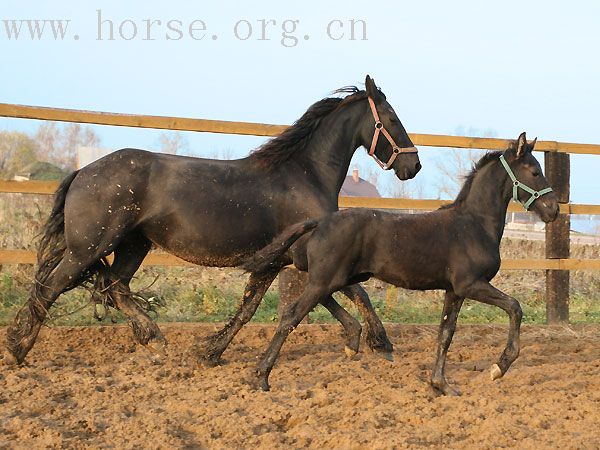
left=358, top=75, right=421, bottom=180
left=501, top=132, right=559, bottom=222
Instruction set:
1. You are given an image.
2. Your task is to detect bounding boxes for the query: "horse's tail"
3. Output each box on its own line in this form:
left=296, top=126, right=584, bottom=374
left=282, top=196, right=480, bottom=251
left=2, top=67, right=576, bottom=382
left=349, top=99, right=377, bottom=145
left=242, top=219, right=318, bottom=273
left=34, top=170, right=80, bottom=295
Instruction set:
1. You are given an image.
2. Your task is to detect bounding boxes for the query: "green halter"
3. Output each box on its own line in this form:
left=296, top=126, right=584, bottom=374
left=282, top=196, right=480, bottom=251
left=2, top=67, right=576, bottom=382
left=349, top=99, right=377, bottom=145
left=499, top=155, right=553, bottom=211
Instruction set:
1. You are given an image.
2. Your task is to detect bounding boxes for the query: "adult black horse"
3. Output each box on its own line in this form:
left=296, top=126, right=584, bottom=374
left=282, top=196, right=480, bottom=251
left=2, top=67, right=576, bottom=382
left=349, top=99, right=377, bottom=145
left=5, top=76, right=421, bottom=365
left=244, top=133, right=559, bottom=394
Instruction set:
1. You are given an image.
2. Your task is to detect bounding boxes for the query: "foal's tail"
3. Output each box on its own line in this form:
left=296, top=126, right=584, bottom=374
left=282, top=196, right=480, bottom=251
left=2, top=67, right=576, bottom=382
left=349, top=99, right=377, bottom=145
left=242, top=220, right=318, bottom=273
left=34, top=170, right=80, bottom=295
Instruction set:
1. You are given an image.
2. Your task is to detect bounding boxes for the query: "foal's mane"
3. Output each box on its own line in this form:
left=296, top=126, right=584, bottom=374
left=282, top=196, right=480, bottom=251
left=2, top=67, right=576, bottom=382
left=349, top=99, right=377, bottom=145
left=439, top=150, right=504, bottom=210
left=250, top=86, right=371, bottom=170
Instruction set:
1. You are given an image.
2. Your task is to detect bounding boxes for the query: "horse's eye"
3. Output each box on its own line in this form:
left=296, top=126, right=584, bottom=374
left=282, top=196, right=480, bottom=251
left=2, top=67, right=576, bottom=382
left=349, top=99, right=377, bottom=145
left=532, top=171, right=540, bottom=177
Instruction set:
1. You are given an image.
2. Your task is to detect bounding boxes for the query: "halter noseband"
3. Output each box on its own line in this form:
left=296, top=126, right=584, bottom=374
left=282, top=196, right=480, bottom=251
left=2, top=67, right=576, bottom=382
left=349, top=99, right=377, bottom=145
left=367, top=96, right=418, bottom=170
left=499, top=155, right=553, bottom=211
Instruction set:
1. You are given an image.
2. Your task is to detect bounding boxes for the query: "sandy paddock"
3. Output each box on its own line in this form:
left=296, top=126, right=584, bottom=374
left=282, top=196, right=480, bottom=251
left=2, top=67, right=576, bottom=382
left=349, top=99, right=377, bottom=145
left=1, top=323, right=599, bottom=449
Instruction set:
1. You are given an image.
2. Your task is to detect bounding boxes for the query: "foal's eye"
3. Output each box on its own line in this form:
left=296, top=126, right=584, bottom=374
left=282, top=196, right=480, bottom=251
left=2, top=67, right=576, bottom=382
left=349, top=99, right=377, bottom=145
left=532, top=171, right=540, bottom=177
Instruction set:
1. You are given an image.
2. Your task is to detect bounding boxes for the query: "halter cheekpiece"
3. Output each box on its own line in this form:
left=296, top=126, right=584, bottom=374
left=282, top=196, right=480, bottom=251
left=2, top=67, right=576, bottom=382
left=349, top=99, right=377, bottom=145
left=499, top=155, right=553, bottom=210
left=367, top=97, right=418, bottom=170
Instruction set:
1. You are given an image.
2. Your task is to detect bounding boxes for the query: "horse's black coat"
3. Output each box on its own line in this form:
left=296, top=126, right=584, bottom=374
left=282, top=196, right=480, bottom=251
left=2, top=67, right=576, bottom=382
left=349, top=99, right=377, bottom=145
left=5, top=76, right=421, bottom=365
left=244, top=133, right=559, bottom=394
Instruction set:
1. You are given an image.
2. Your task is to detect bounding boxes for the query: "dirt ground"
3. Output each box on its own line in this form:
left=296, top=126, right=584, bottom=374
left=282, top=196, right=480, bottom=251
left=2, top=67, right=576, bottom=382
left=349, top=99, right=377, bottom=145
left=1, top=323, right=599, bottom=449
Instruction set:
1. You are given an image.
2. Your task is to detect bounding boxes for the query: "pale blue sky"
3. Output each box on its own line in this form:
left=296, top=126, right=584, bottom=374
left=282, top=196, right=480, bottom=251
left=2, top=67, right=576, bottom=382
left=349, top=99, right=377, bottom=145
left=1, top=1, right=599, bottom=203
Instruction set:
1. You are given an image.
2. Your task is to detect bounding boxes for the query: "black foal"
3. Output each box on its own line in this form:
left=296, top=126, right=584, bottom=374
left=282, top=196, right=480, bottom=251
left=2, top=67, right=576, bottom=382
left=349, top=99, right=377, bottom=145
left=244, top=132, right=559, bottom=394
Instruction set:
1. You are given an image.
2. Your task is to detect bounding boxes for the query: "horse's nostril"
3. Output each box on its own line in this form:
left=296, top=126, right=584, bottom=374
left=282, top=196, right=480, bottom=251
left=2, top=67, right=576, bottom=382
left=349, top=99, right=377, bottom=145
left=415, top=162, right=422, bottom=172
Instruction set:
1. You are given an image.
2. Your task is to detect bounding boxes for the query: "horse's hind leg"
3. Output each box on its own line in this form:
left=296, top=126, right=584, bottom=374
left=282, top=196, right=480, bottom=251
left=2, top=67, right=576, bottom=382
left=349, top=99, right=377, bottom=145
left=5, top=257, right=93, bottom=365
left=198, top=269, right=279, bottom=366
left=431, top=290, right=464, bottom=396
left=108, top=233, right=166, bottom=354
left=455, top=280, right=523, bottom=381
left=321, top=296, right=362, bottom=356
left=341, top=284, right=394, bottom=358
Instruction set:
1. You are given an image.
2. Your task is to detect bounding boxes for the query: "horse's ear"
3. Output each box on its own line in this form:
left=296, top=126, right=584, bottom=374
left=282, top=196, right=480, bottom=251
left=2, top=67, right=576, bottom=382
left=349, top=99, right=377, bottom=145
left=515, top=132, right=528, bottom=159
left=365, top=75, right=378, bottom=99
left=529, top=137, right=538, bottom=150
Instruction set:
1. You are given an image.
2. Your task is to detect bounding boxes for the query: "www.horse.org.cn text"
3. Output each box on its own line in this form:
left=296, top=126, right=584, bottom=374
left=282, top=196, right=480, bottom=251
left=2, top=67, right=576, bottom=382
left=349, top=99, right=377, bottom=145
left=1, top=12, right=368, bottom=47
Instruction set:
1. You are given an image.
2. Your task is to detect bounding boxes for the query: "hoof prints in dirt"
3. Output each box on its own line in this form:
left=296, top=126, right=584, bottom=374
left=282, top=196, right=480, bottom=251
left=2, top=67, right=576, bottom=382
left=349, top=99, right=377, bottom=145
left=1, top=323, right=600, bottom=449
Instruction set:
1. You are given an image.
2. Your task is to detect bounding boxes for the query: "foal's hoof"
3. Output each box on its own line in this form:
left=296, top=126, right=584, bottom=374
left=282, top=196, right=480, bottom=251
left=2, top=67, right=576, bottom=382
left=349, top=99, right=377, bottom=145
left=344, top=346, right=359, bottom=359
left=490, top=364, right=503, bottom=381
left=259, top=378, right=271, bottom=392
left=252, top=369, right=271, bottom=391
left=250, top=375, right=270, bottom=392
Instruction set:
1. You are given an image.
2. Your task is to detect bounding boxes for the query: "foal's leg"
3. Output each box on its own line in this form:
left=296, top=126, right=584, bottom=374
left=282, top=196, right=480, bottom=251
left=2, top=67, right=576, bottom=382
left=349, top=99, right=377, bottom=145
left=198, top=269, right=279, bottom=366
left=321, top=296, right=362, bottom=356
left=109, top=234, right=166, bottom=354
left=341, top=284, right=394, bottom=358
left=255, top=284, right=326, bottom=391
left=456, top=280, right=523, bottom=380
left=431, top=290, right=464, bottom=396
left=4, top=258, right=91, bottom=365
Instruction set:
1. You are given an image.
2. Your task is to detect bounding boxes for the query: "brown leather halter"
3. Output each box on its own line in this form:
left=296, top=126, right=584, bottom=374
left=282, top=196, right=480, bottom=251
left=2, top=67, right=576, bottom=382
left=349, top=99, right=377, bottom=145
left=367, top=96, right=418, bottom=170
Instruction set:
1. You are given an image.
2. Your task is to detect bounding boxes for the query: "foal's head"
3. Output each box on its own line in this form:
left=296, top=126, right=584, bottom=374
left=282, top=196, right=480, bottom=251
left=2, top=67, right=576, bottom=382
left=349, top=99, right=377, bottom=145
left=357, top=75, right=421, bottom=180
left=501, top=132, right=559, bottom=222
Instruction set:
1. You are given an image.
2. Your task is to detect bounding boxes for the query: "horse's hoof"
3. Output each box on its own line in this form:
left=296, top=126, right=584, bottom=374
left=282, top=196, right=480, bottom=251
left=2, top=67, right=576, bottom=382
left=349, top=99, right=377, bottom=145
left=146, top=339, right=167, bottom=356
left=490, top=364, right=503, bottom=381
left=344, top=346, right=358, bottom=358
left=259, top=378, right=271, bottom=392
left=381, top=352, right=394, bottom=362
left=197, top=351, right=223, bottom=368
left=143, top=340, right=168, bottom=365
left=432, top=381, right=461, bottom=397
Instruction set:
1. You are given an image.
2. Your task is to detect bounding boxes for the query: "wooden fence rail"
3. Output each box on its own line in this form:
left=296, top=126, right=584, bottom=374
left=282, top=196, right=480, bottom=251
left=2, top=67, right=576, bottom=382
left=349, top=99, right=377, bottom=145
left=1, top=249, right=599, bottom=270
left=2, top=180, right=600, bottom=215
left=2, top=103, right=600, bottom=155
left=1, top=102, right=599, bottom=324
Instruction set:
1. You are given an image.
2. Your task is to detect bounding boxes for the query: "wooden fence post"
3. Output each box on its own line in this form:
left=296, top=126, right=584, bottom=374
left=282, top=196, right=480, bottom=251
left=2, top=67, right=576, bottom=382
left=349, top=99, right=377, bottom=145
left=278, top=267, right=309, bottom=322
left=545, top=151, right=570, bottom=323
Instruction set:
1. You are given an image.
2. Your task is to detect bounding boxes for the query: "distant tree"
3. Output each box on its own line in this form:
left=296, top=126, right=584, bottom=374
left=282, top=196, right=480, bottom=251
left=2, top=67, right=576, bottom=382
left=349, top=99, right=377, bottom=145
left=35, top=122, right=100, bottom=170
left=434, top=127, right=497, bottom=199
left=23, top=161, right=70, bottom=180
left=158, top=132, right=190, bottom=155
left=384, top=177, right=425, bottom=199
left=0, top=131, right=39, bottom=180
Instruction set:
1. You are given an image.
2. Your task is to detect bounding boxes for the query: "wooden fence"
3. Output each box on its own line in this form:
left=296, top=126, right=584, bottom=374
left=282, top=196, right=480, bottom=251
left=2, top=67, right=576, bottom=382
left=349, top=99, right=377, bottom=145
left=1, top=103, right=600, bottom=323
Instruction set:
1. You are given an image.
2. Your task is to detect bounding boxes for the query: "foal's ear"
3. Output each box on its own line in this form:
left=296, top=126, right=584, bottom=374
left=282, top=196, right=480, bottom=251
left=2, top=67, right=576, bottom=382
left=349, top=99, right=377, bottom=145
left=515, top=131, right=528, bottom=159
left=365, top=75, right=380, bottom=100
left=530, top=137, right=538, bottom=150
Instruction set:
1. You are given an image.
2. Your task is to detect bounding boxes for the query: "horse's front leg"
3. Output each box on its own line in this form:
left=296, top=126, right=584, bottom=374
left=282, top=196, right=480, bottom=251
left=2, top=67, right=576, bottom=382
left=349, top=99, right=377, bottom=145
left=197, top=269, right=278, bottom=366
left=320, top=296, right=362, bottom=356
left=340, top=284, right=394, bottom=359
left=431, top=290, right=464, bottom=396
left=456, top=279, right=523, bottom=380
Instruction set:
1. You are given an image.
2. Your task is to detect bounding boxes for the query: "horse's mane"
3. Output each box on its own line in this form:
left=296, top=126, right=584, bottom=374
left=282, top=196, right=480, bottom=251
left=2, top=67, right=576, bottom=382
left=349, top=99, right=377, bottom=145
left=439, top=150, right=505, bottom=210
left=249, top=86, right=371, bottom=170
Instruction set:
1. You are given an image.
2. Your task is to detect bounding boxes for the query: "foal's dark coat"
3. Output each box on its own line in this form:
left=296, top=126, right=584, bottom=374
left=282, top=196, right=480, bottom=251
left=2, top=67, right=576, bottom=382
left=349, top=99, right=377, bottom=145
left=244, top=133, right=559, bottom=394
left=5, top=76, right=421, bottom=365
